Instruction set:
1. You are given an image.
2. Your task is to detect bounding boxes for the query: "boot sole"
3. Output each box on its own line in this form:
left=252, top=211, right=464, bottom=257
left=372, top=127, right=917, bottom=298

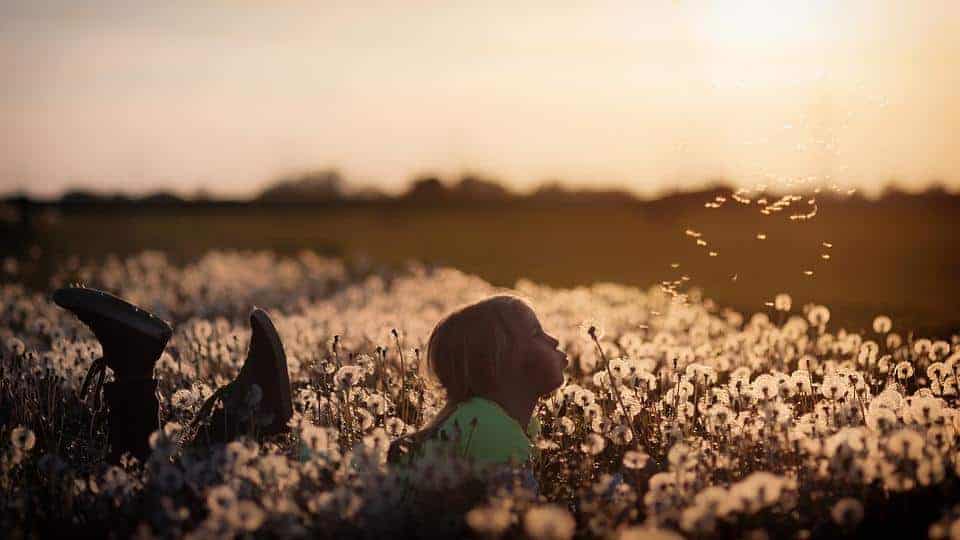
left=250, top=308, right=293, bottom=428
left=53, top=286, right=173, bottom=344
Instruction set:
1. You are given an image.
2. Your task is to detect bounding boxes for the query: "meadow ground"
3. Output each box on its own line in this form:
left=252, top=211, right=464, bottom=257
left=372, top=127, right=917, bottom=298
left=1, top=247, right=959, bottom=539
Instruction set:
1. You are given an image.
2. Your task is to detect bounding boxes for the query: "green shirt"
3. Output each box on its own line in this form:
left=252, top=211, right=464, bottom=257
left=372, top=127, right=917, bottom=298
left=415, top=397, right=541, bottom=467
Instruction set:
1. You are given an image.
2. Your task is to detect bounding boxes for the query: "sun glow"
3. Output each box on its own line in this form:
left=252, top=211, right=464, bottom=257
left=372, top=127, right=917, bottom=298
left=698, top=0, right=832, bottom=49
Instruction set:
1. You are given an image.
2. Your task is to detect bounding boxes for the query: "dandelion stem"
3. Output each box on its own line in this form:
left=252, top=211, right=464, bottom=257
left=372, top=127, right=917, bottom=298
left=588, top=327, right=639, bottom=446
left=392, top=329, right=407, bottom=422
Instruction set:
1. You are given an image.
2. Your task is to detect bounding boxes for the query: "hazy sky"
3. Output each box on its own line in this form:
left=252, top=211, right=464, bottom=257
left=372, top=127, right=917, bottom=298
left=2, top=1, right=958, bottom=198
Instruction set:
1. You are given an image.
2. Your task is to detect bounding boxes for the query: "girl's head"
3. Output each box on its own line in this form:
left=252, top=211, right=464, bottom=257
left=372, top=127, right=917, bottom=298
left=426, top=294, right=567, bottom=402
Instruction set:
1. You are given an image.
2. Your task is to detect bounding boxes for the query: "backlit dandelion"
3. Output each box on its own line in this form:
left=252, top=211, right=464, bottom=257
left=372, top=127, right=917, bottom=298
left=10, top=426, right=36, bottom=451
left=333, top=365, right=363, bottom=390
left=524, top=504, right=576, bottom=540
left=467, top=505, right=512, bottom=538
left=895, top=361, right=915, bottom=380
left=808, top=305, right=830, bottom=327
left=1, top=249, right=958, bottom=539
left=873, top=315, right=893, bottom=334
left=581, top=433, right=606, bottom=455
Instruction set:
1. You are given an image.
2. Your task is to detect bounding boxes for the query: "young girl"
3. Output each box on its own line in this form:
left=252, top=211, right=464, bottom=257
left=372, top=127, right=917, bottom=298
left=389, top=294, right=568, bottom=468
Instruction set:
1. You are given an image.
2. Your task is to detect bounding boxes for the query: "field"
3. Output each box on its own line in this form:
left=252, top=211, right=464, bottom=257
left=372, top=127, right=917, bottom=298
left=4, top=189, right=960, bottom=337
left=1, top=244, right=959, bottom=538
left=1, top=191, right=959, bottom=539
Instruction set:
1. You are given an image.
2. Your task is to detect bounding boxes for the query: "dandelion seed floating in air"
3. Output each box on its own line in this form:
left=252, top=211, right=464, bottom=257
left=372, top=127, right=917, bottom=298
left=803, top=270, right=814, bottom=276
left=821, top=254, right=831, bottom=260
left=756, top=233, right=767, bottom=240
left=709, top=251, right=718, bottom=257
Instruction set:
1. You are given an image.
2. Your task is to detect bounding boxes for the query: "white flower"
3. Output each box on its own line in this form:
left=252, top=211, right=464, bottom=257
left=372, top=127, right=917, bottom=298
left=334, top=365, right=364, bottom=390
left=10, top=426, right=36, bottom=451
left=466, top=504, right=512, bottom=537
left=894, top=361, right=915, bottom=380
left=807, top=305, right=830, bottom=327
left=580, top=433, right=606, bottom=455
left=384, top=416, right=408, bottom=437
left=524, top=504, right=576, bottom=540
left=872, top=315, right=893, bottom=334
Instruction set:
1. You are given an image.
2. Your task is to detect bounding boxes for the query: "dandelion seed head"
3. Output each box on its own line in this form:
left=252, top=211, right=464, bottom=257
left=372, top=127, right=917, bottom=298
left=10, top=426, right=36, bottom=451
left=467, top=504, right=512, bottom=537
left=524, top=504, right=576, bottom=540
left=873, top=315, right=893, bottom=334
left=581, top=433, right=606, bottom=455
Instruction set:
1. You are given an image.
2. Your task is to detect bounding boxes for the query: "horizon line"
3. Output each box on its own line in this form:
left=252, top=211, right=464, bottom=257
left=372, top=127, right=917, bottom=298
left=4, top=174, right=958, bottom=204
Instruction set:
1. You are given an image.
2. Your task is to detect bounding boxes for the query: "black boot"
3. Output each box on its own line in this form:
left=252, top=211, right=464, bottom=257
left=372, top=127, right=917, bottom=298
left=53, top=286, right=172, bottom=463
left=104, top=378, right=160, bottom=463
left=192, top=308, right=292, bottom=444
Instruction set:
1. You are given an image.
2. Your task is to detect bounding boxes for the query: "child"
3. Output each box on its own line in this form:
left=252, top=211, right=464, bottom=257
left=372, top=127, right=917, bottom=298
left=389, top=294, right=568, bottom=468
left=53, top=286, right=292, bottom=463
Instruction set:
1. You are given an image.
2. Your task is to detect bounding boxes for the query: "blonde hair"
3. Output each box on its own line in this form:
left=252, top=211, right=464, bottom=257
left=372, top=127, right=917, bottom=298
left=389, top=294, right=532, bottom=461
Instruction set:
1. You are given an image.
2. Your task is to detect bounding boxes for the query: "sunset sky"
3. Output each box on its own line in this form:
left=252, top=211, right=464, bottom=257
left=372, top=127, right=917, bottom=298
left=2, top=1, right=958, bottom=198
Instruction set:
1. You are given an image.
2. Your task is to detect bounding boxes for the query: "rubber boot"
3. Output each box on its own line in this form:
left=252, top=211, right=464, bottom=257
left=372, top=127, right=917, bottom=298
left=192, top=308, right=292, bottom=445
left=53, top=286, right=173, bottom=464
left=53, top=287, right=171, bottom=379
left=104, top=378, right=160, bottom=463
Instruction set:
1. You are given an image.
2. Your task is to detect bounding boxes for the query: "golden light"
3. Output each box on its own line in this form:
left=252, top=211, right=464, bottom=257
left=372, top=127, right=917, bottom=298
left=698, top=0, right=832, bottom=49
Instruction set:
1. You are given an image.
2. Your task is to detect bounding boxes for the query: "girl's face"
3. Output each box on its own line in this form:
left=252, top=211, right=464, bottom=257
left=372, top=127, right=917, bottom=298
left=510, top=304, right=567, bottom=396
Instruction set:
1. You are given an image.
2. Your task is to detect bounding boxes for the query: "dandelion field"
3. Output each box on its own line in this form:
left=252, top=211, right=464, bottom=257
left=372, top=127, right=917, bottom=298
left=2, top=250, right=960, bottom=539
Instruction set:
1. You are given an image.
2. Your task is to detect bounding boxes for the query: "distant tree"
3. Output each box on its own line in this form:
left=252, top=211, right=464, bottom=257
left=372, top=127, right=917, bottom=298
left=527, top=181, right=636, bottom=205
left=402, top=176, right=449, bottom=202
left=257, top=169, right=344, bottom=203
left=528, top=181, right=570, bottom=203
left=192, top=188, right=214, bottom=202
left=452, top=175, right=512, bottom=202
left=139, top=191, right=184, bottom=205
left=60, top=189, right=104, bottom=204
left=348, top=186, right=390, bottom=202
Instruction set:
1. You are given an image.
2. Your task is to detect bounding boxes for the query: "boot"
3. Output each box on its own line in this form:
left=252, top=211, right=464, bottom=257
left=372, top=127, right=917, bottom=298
left=53, top=286, right=172, bottom=463
left=104, top=378, right=160, bottom=463
left=53, top=287, right=172, bottom=379
left=191, top=308, right=292, bottom=445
